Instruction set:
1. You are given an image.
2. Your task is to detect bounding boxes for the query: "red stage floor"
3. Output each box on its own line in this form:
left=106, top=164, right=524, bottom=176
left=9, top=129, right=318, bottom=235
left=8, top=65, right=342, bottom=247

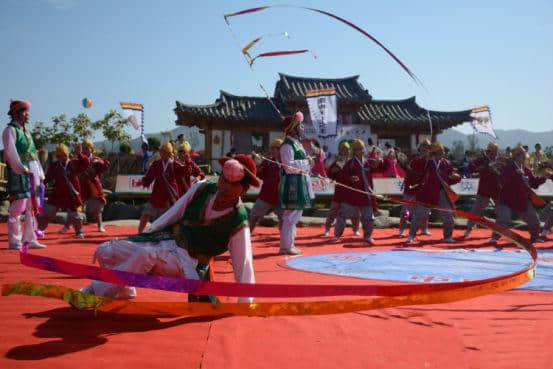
left=1, top=223, right=552, bottom=369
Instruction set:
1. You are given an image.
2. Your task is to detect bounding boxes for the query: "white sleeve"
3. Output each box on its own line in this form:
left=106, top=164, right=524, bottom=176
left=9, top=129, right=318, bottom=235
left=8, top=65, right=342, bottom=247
left=228, top=226, right=255, bottom=303
left=280, top=144, right=310, bottom=174
left=2, top=127, right=28, bottom=174
left=146, top=180, right=205, bottom=232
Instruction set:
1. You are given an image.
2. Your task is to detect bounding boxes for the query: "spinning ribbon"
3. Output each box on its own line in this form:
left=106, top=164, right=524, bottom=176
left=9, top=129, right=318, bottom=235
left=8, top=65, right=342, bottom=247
left=224, top=5, right=423, bottom=86
left=2, top=158, right=538, bottom=317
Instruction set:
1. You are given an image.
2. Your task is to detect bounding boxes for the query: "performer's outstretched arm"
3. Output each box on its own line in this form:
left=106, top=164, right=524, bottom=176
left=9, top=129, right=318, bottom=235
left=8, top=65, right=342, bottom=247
left=146, top=180, right=206, bottom=232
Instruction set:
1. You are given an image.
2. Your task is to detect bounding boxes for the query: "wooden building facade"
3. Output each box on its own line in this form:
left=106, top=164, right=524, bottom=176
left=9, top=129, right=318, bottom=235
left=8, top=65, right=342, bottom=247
left=175, top=74, right=472, bottom=171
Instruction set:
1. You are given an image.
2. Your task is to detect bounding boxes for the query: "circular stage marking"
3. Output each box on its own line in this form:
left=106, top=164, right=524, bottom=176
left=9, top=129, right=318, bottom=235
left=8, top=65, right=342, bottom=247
left=285, top=249, right=553, bottom=291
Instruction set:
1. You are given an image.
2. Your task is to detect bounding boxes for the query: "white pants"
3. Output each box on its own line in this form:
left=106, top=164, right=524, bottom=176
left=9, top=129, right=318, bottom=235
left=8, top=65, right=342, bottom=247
left=8, top=198, right=38, bottom=247
left=279, top=210, right=303, bottom=252
left=87, top=239, right=200, bottom=299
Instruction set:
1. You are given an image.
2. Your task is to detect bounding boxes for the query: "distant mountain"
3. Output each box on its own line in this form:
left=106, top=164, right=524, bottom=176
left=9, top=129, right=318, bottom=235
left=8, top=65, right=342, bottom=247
left=94, top=125, right=552, bottom=154
left=438, top=128, right=553, bottom=150
left=95, top=125, right=204, bottom=152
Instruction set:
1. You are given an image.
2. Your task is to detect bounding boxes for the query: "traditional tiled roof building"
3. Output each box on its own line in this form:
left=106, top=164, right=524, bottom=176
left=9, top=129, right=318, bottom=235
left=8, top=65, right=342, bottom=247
left=175, top=73, right=472, bottom=170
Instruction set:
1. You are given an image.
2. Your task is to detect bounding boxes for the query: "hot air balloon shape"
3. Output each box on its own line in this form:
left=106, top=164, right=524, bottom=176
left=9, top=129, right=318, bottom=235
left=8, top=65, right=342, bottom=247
left=82, top=98, right=92, bottom=109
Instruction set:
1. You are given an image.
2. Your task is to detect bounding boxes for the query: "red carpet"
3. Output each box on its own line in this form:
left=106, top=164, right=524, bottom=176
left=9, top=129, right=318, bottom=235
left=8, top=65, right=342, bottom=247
left=1, top=223, right=553, bottom=369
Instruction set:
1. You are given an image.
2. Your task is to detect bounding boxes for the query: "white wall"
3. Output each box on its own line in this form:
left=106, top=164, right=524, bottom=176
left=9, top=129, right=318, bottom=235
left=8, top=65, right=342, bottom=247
left=210, top=129, right=232, bottom=172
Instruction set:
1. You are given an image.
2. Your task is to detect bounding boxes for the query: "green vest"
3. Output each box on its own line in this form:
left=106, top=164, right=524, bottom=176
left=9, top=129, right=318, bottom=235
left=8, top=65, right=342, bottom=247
left=6, top=122, right=38, bottom=199
left=128, top=182, right=248, bottom=259
left=278, top=137, right=313, bottom=210
left=8, top=122, right=37, bottom=163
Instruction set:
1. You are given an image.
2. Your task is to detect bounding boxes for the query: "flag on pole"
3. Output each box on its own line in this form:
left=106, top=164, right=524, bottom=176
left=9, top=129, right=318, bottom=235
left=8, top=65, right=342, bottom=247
left=306, top=88, right=337, bottom=138
left=120, top=102, right=147, bottom=144
left=470, top=106, right=496, bottom=140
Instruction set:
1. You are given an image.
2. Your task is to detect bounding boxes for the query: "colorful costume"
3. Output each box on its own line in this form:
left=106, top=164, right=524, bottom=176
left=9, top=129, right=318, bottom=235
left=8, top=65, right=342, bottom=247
left=383, top=148, right=405, bottom=178
left=399, top=149, right=430, bottom=236
left=142, top=158, right=187, bottom=219
left=334, top=140, right=381, bottom=243
left=407, top=142, right=461, bottom=242
left=39, top=146, right=89, bottom=237
left=81, top=155, right=259, bottom=303
left=79, top=149, right=110, bottom=226
left=464, top=143, right=501, bottom=237
left=529, top=149, right=549, bottom=177
left=324, top=142, right=359, bottom=236
left=249, top=139, right=283, bottom=232
left=491, top=146, right=549, bottom=244
left=2, top=101, right=44, bottom=249
left=278, top=112, right=313, bottom=255
left=311, top=146, right=327, bottom=178
left=176, top=142, right=205, bottom=195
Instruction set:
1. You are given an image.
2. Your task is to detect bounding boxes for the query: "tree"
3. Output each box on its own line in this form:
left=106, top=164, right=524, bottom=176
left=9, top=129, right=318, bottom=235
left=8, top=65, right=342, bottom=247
left=71, top=113, right=93, bottom=143
left=119, top=142, right=133, bottom=154
left=49, top=114, right=76, bottom=145
left=451, top=140, right=465, bottom=160
left=147, top=136, right=160, bottom=150
left=30, top=121, right=49, bottom=149
left=92, top=110, right=131, bottom=153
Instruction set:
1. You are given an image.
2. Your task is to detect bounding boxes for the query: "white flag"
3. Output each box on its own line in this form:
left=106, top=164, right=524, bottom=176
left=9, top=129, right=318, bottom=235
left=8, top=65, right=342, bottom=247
left=120, top=102, right=143, bottom=131
left=306, top=88, right=337, bottom=138
left=470, top=106, right=496, bottom=140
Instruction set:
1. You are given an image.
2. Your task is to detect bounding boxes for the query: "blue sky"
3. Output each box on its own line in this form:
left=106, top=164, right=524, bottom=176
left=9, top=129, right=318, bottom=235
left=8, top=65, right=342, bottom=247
left=1, top=0, right=552, bottom=144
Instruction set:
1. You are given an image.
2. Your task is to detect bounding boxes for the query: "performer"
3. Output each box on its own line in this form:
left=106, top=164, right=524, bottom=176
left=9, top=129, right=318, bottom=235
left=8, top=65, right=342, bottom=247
left=490, top=146, right=552, bottom=245
left=175, top=141, right=205, bottom=195
left=333, top=139, right=382, bottom=244
left=323, top=141, right=360, bottom=237
left=382, top=142, right=405, bottom=178
left=138, top=142, right=187, bottom=233
left=39, top=143, right=89, bottom=238
left=2, top=100, right=46, bottom=249
left=398, top=140, right=431, bottom=237
left=406, top=141, right=461, bottom=244
left=310, top=139, right=327, bottom=178
left=80, top=155, right=258, bottom=303
left=79, top=139, right=110, bottom=233
left=249, top=138, right=283, bottom=233
left=366, top=138, right=381, bottom=160
left=462, top=142, right=501, bottom=238
left=529, top=142, right=550, bottom=177
left=278, top=112, right=314, bottom=255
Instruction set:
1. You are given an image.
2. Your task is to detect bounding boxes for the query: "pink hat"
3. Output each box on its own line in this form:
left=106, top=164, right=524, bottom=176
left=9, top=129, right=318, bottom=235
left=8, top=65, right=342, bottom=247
left=218, top=154, right=260, bottom=187
left=8, top=100, right=31, bottom=116
left=283, top=111, right=304, bottom=134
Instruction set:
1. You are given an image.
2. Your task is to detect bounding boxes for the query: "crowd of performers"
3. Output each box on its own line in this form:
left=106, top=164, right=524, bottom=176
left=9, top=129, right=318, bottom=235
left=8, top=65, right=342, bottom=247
left=3, top=100, right=553, bottom=303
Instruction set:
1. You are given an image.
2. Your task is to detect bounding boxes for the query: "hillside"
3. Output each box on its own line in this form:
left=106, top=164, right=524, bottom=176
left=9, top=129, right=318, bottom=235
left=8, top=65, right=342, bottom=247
left=95, top=126, right=552, bottom=153
left=438, top=128, right=553, bottom=149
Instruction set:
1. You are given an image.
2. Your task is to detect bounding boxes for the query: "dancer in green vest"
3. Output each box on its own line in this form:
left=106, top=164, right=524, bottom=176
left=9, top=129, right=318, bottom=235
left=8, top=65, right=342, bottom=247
left=2, top=100, right=46, bottom=250
left=278, top=111, right=314, bottom=255
left=80, top=154, right=259, bottom=303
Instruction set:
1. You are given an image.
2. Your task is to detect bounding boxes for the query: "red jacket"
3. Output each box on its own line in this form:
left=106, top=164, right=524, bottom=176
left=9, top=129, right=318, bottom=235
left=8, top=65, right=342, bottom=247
left=342, top=156, right=382, bottom=207
left=175, top=159, right=205, bottom=195
left=257, top=158, right=280, bottom=206
left=498, top=160, right=547, bottom=212
left=403, top=155, right=424, bottom=196
left=45, top=153, right=89, bottom=209
left=328, top=158, right=350, bottom=203
left=413, top=157, right=460, bottom=206
left=468, top=154, right=500, bottom=199
left=79, top=155, right=110, bottom=203
left=142, top=159, right=186, bottom=209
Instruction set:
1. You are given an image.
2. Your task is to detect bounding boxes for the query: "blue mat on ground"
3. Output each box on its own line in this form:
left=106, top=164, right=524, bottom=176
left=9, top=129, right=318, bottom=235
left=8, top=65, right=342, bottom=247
left=285, top=249, right=553, bottom=291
